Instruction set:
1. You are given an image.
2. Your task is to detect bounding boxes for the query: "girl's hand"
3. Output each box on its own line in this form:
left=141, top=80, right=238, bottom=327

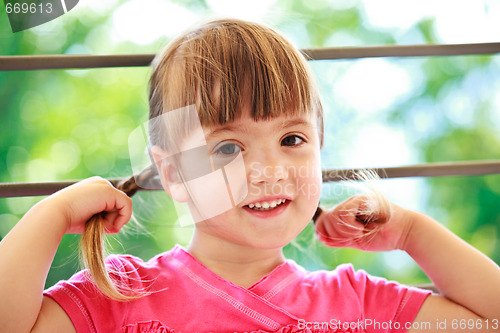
left=42, top=176, right=133, bottom=235
left=315, top=195, right=414, bottom=252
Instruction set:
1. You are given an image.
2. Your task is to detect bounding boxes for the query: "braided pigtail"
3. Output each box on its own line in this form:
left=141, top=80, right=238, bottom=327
left=79, top=165, right=158, bottom=301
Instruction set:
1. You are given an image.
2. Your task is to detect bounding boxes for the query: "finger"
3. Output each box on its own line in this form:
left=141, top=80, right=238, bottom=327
left=316, top=196, right=370, bottom=246
left=314, top=210, right=334, bottom=239
left=113, top=191, right=133, bottom=226
left=314, top=213, right=336, bottom=245
left=336, top=195, right=376, bottom=227
left=315, top=210, right=352, bottom=246
left=327, top=199, right=368, bottom=241
left=99, top=211, right=120, bottom=234
left=100, top=190, right=133, bottom=234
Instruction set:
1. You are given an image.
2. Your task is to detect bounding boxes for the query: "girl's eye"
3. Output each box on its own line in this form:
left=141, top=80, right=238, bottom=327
left=213, top=143, right=241, bottom=156
left=281, top=135, right=304, bottom=147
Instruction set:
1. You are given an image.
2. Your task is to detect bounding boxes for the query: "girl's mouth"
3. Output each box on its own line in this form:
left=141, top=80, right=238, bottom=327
left=243, top=198, right=291, bottom=218
left=247, top=198, right=288, bottom=211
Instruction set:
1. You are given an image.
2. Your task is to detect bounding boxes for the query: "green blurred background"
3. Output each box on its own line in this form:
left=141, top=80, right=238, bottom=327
left=1, top=0, right=499, bottom=289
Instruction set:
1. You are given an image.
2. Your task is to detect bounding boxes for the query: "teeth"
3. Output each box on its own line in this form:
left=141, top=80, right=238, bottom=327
left=247, top=199, right=286, bottom=210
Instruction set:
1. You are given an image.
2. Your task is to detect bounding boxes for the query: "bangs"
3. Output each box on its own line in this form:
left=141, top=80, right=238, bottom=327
left=186, top=20, right=317, bottom=127
left=149, top=19, right=323, bottom=146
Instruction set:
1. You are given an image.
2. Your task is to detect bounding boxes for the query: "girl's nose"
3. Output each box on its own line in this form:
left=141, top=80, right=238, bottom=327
left=247, top=154, right=289, bottom=184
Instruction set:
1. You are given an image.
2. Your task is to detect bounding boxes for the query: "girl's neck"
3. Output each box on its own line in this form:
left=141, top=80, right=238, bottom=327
left=187, top=231, right=286, bottom=289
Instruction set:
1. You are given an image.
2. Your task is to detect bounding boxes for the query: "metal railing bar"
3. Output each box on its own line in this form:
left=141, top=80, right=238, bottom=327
left=0, top=54, right=154, bottom=71
left=321, top=160, right=500, bottom=182
left=301, top=42, right=500, bottom=60
left=0, top=178, right=127, bottom=198
left=1, top=42, right=500, bottom=71
left=1, top=160, right=499, bottom=198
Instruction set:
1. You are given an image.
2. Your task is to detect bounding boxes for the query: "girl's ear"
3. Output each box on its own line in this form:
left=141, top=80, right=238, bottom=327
left=150, top=145, right=190, bottom=203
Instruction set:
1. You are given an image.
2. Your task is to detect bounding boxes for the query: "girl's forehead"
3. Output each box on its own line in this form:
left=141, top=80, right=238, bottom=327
left=203, top=111, right=318, bottom=137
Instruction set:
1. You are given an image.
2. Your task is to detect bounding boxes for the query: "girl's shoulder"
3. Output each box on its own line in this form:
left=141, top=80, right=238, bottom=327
left=297, top=262, right=430, bottom=303
left=104, top=244, right=184, bottom=280
left=298, top=262, right=364, bottom=285
left=301, top=262, right=394, bottom=287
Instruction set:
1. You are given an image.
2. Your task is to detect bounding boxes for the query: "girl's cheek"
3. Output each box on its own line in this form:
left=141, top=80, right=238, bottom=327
left=293, top=157, right=322, bottom=201
left=297, top=150, right=321, bottom=177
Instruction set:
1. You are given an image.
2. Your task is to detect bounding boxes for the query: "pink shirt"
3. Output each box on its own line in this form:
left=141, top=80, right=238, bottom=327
left=44, top=245, right=430, bottom=333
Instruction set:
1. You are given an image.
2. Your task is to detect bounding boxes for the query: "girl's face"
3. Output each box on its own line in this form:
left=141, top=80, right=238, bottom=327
left=185, top=107, right=322, bottom=250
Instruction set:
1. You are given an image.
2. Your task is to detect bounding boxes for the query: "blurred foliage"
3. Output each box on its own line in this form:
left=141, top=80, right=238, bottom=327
left=0, top=0, right=499, bottom=289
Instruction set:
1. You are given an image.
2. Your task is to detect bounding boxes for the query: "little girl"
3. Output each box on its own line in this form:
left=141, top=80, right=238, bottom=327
left=1, top=19, right=499, bottom=333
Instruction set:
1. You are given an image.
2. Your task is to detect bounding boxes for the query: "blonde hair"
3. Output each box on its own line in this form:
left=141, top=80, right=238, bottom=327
left=79, top=167, right=155, bottom=301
